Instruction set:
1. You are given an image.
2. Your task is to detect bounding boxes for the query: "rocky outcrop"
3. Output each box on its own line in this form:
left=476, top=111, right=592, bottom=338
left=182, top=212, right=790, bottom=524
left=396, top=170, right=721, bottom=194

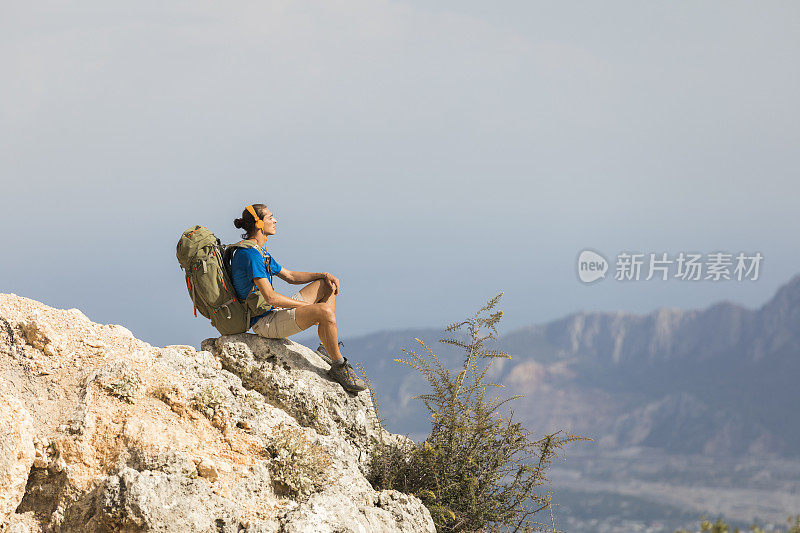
left=0, top=294, right=435, bottom=532
left=0, top=392, right=35, bottom=525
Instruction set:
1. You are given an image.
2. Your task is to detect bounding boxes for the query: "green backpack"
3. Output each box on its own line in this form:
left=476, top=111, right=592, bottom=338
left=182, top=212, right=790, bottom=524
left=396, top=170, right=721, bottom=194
left=176, top=226, right=272, bottom=335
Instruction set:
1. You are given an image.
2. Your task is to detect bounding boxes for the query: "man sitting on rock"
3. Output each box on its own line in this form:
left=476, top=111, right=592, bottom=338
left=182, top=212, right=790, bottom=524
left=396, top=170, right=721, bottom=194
left=230, top=203, right=367, bottom=393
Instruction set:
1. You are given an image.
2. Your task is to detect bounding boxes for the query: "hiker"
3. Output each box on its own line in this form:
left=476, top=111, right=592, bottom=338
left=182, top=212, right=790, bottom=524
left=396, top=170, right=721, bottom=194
left=230, top=204, right=367, bottom=393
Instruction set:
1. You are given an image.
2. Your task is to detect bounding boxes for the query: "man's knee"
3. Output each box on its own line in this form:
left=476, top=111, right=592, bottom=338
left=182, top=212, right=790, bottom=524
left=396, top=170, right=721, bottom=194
left=296, top=302, right=335, bottom=329
left=305, top=302, right=335, bottom=323
left=318, top=302, right=336, bottom=323
left=312, top=302, right=336, bottom=324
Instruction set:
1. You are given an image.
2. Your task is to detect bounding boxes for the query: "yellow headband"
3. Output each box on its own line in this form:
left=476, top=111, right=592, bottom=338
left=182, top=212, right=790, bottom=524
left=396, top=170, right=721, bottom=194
left=246, top=205, right=264, bottom=229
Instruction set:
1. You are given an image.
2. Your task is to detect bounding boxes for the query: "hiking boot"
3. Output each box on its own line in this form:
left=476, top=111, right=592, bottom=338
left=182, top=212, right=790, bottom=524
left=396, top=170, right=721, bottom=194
left=327, top=357, right=367, bottom=393
left=315, top=341, right=343, bottom=366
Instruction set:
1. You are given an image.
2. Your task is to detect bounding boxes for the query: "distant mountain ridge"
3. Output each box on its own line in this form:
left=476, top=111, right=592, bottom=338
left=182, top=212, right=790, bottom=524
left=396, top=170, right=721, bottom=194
left=346, top=275, right=800, bottom=457
left=504, top=274, right=800, bottom=368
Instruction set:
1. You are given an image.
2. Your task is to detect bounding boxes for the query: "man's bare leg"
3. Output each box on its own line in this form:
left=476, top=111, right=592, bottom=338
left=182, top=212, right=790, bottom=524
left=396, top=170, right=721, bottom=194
left=296, top=280, right=337, bottom=352
left=294, top=281, right=343, bottom=362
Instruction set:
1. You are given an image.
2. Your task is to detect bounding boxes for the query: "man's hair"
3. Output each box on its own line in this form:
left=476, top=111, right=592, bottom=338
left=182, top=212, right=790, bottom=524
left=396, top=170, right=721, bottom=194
left=233, top=203, right=267, bottom=239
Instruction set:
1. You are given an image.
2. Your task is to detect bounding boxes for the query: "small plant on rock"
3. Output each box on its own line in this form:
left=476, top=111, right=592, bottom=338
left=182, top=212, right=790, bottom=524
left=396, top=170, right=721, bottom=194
left=103, top=369, right=142, bottom=403
left=193, top=384, right=226, bottom=417
left=265, top=422, right=333, bottom=498
left=244, top=392, right=266, bottom=414
left=193, top=384, right=231, bottom=430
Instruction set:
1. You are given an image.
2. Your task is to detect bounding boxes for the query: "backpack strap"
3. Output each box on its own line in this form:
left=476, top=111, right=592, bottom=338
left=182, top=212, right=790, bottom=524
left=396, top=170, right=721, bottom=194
left=226, top=240, right=271, bottom=271
left=222, top=244, right=239, bottom=270
left=231, top=240, right=269, bottom=260
left=224, top=241, right=268, bottom=325
left=186, top=273, right=198, bottom=317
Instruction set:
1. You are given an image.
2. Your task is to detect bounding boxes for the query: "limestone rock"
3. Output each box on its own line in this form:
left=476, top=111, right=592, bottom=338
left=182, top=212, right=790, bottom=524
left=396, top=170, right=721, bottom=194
left=278, top=488, right=435, bottom=533
left=201, top=334, right=405, bottom=474
left=197, top=457, right=220, bottom=481
left=20, top=311, right=59, bottom=356
left=0, top=293, right=435, bottom=532
left=0, top=391, right=35, bottom=525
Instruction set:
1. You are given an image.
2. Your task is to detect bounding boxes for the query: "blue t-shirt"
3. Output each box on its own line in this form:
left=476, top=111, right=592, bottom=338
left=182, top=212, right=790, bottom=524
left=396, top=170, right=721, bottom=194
left=230, top=246, right=283, bottom=327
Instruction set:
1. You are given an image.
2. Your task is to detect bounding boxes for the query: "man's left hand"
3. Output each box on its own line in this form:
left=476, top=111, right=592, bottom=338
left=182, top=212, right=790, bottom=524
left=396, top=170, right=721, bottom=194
left=323, top=273, right=340, bottom=294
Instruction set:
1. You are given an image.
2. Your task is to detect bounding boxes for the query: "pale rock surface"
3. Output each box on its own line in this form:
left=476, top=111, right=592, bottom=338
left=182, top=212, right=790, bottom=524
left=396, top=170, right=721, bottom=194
left=19, top=311, right=60, bottom=357
left=0, top=391, right=35, bottom=525
left=0, top=294, right=434, bottom=532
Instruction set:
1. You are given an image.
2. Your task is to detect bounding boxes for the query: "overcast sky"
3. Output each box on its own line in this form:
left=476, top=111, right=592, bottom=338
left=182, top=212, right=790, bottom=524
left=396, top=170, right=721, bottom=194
left=2, top=1, right=798, bottom=348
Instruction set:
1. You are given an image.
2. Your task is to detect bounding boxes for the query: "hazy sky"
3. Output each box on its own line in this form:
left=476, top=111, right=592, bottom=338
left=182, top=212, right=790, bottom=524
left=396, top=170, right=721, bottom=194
left=2, top=1, right=798, bottom=348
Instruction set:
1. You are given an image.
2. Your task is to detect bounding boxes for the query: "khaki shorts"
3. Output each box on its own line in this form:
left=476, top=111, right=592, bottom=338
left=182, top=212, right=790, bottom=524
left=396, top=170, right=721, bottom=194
left=252, top=292, right=305, bottom=339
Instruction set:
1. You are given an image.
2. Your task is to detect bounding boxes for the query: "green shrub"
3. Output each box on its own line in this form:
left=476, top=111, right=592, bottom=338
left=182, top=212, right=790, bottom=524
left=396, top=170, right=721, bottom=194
left=368, top=293, right=592, bottom=532
left=675, top=514, right=800, bottom=533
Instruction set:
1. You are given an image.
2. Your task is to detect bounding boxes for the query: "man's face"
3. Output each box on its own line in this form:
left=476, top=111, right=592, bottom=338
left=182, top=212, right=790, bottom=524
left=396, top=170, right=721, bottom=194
left=261, top=208, right=277, bottom=236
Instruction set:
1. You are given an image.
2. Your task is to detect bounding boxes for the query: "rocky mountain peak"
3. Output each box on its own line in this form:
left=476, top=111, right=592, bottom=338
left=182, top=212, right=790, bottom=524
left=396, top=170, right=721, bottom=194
left=0, top=293, right=434, bottom=532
